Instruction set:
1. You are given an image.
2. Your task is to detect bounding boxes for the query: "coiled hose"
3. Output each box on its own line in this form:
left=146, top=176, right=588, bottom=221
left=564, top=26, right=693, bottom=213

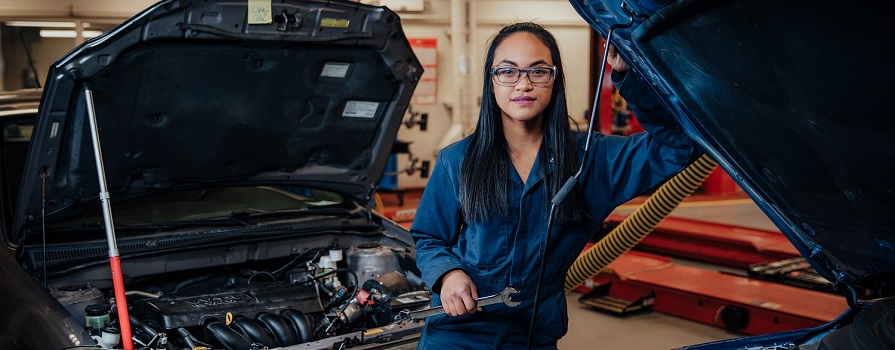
left=564, top=153, right=718, bottom=292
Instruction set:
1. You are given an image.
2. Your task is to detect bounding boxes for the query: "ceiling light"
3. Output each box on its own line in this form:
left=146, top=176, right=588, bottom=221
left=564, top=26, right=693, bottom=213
left=39, top=30, right=103, bottom=38
left=5, top=21, right=76, bottom=28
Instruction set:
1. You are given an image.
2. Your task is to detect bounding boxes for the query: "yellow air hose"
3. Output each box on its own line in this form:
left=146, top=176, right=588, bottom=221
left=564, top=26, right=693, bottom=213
left=564, top=153, right=718, bottom=292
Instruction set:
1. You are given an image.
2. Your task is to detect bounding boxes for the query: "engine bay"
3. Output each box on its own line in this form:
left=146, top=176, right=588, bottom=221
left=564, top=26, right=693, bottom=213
left=46, top=240, right=431, bottom=349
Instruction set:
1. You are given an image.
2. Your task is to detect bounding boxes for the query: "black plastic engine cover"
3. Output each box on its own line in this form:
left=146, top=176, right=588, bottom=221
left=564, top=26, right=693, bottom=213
left=131, top=283, right=322, bottom=329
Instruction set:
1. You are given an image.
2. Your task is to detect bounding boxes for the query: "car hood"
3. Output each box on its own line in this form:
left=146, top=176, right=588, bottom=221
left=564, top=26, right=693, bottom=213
left=14, top=0, right=422, bottom=241
left=571, top=0, right=894, bottom=295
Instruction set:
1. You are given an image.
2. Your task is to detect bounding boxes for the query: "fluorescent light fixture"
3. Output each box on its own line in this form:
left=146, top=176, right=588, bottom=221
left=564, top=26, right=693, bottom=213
left=0, top=108, right=39, bottom=117
left=39, top=30, right=103, bottom=38
left=39, top=30, right=75, bottom=38
left=5, top=21, right=76, bottom=28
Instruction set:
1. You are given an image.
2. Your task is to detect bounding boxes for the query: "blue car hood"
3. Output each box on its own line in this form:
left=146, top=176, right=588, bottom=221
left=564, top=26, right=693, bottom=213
left=14, top=0, right=422, bottom=241
left=570, top=0, right=894, bottom=295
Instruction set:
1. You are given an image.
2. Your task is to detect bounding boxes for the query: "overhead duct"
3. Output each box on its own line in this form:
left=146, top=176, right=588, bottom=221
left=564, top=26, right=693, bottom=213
left=437, top=0, right=475, bottom=151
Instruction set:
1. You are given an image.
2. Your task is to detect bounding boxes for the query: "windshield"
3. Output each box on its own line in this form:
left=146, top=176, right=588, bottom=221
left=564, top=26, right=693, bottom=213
left=50, top=186, right=347, bottom=229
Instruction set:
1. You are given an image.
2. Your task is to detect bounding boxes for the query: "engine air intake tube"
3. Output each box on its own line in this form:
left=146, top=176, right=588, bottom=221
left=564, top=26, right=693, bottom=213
left=258, top=312, right=297, bottom=347
left=281, top=309, right=314, bottom=343
left=205, top=321, right=252, bottom=349
left=232, top=316, right=278, bottom=346
left=205, top=309, right=316, bottom=350
left=565, top=153, right=718, bottom=292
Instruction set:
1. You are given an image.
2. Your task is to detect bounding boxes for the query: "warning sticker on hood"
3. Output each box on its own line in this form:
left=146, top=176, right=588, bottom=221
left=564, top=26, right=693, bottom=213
left=321, top=62, right=351, bottom=78
left=342, top=101, right=379, bottom=118
left=321, top=18, right=350, bottom=28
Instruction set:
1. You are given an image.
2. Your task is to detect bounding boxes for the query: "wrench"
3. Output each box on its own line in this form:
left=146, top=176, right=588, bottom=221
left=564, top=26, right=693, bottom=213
left=398, top=287, right=522, bottom=321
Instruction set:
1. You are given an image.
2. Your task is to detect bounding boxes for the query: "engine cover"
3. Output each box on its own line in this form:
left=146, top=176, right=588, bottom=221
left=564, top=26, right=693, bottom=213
left=131, top=283, right=322, bottom=329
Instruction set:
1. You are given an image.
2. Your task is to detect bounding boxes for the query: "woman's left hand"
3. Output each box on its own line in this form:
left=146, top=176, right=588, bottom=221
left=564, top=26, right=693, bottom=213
left=607, top=44, right=630, bottom=73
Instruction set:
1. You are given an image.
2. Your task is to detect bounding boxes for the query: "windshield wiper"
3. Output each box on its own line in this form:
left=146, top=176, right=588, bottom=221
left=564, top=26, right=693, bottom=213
left=228, top=207, right=362, bottom=222
left=52, top=207, right=361, bottom=232
left=116, top=217, right=253, bottom=230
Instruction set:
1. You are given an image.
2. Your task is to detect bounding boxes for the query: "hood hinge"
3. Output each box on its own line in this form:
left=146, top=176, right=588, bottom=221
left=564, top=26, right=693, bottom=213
left=365, top=184, right=378, bottom=220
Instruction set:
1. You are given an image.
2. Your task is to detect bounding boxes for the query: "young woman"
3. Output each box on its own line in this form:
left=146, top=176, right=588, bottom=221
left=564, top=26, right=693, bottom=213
left=410, top=22, right=699, bottom=349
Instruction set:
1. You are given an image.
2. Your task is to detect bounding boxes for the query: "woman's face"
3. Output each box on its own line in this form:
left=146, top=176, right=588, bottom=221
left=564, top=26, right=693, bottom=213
left=491, top=32, right=555, bottom=126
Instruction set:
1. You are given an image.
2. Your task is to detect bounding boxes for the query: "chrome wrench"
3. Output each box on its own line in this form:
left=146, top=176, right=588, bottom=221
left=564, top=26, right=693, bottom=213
left=398, top=287, right=522, bottom=321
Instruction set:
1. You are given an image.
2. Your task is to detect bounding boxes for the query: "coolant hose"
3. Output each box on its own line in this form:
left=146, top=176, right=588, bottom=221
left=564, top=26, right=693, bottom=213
left=128, top=316, right=158, bottom=337
left=564, top=153, right=718, bottom=292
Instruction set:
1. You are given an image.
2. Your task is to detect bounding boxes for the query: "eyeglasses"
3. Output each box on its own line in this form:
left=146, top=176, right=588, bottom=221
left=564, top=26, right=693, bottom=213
left=490, top=66, right=556, bottom=87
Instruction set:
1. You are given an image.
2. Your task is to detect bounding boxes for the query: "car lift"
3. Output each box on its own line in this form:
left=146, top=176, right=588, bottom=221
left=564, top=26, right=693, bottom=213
left=576, top=248, right=848, bottom=335
left=604, top=213, right=799, bottom=268
left=575, top=216, right=850, bottom=336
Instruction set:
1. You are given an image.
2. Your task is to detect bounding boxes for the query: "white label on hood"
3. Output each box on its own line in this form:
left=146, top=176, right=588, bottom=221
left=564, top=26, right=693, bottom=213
left=247, top=0, right=272, bottom=24
left=321, top=62, right=351, bottom=78
left=342, top=101, right=379, bottom=119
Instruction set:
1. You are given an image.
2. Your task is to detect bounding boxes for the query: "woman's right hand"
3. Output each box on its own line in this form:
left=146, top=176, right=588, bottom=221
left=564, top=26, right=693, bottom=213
left=439, top=269, right=481, bottom=316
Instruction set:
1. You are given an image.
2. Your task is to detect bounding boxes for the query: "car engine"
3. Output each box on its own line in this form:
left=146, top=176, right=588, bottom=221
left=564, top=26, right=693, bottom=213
left=48, top=241, right=431, bottom=349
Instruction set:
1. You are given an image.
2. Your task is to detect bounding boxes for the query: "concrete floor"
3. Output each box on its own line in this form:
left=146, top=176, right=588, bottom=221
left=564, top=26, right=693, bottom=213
left=558, top=199, right=779, bottom=349
left=560, top=295, right=742, bottom=349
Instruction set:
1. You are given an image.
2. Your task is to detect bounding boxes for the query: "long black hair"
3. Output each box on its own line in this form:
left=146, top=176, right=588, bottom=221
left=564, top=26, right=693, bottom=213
left=459, top=22, right=584, bottom=223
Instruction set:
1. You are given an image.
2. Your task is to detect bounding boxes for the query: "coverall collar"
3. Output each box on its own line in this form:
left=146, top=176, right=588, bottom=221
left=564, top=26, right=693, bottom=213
left=509, top=146, right=555, bottom=194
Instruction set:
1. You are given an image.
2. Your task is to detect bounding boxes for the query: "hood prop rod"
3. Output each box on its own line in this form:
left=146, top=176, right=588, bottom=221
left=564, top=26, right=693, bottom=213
left=83, top=83, right=135, bottom=350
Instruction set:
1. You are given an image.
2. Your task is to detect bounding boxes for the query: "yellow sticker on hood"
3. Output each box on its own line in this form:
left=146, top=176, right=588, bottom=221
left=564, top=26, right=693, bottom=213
left=321, top=18, right=350, bottom=28
left=247, top=0, right=272, bottom=24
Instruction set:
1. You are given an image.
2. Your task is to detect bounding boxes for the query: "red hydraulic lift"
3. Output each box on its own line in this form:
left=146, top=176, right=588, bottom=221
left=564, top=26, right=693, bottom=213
left=604, top=213, right=800, bottom=268
left=575, top=249, right=849, bottom=335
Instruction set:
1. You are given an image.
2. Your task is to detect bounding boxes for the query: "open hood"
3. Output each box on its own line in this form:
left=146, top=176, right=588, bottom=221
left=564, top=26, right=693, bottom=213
left=14, top=0, right=422, bottom=241
left=571, top=0, right=894, bottom=296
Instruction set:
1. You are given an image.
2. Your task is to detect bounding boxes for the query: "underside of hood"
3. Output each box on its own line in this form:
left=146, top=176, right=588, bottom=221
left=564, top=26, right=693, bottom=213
left=14, top=0, right=422, bottom=240
left=571, top=0, right=894, bottom=295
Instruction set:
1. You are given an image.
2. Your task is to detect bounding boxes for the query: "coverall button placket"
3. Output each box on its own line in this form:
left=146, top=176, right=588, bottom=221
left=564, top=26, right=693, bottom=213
left=510, top=155, right=545, bottom=288
left=508, top=177, right=524, bottom=286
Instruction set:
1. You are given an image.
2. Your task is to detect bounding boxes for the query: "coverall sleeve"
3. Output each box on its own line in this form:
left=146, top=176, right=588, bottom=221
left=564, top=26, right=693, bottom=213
left=613, top=69, right=697, bottom=149
left=583, top=68, right=702, bottom=207
left=409, top=150, right=465, bottom=292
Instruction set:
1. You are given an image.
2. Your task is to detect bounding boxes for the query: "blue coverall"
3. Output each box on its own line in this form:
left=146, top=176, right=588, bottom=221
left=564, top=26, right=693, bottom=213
left=410, top=69, right=700, bottom=349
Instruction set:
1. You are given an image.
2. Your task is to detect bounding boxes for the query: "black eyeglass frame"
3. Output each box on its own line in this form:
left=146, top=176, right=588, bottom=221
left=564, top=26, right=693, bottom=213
left=490, top=65, right=557, bottom=87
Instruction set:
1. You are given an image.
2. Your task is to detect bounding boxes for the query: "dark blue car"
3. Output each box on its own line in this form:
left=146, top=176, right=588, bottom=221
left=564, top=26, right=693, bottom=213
left=570, top=0, right=895, bottom=349
left=0, top=1, right=429, bottom=349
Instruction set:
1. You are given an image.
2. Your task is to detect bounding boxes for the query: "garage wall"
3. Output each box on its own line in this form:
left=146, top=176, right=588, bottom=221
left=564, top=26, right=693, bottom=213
left=0, top=0, right=594, bottom=190
left=0, top=0, right=158, bottom=18
left=392, top=0, right=593, bottom=188
left=0, top=0, right=157, bottom=90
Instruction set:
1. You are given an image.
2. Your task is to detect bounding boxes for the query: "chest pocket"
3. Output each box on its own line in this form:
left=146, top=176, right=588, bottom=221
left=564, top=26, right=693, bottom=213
left=455, top=222, right=510, bottom=268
